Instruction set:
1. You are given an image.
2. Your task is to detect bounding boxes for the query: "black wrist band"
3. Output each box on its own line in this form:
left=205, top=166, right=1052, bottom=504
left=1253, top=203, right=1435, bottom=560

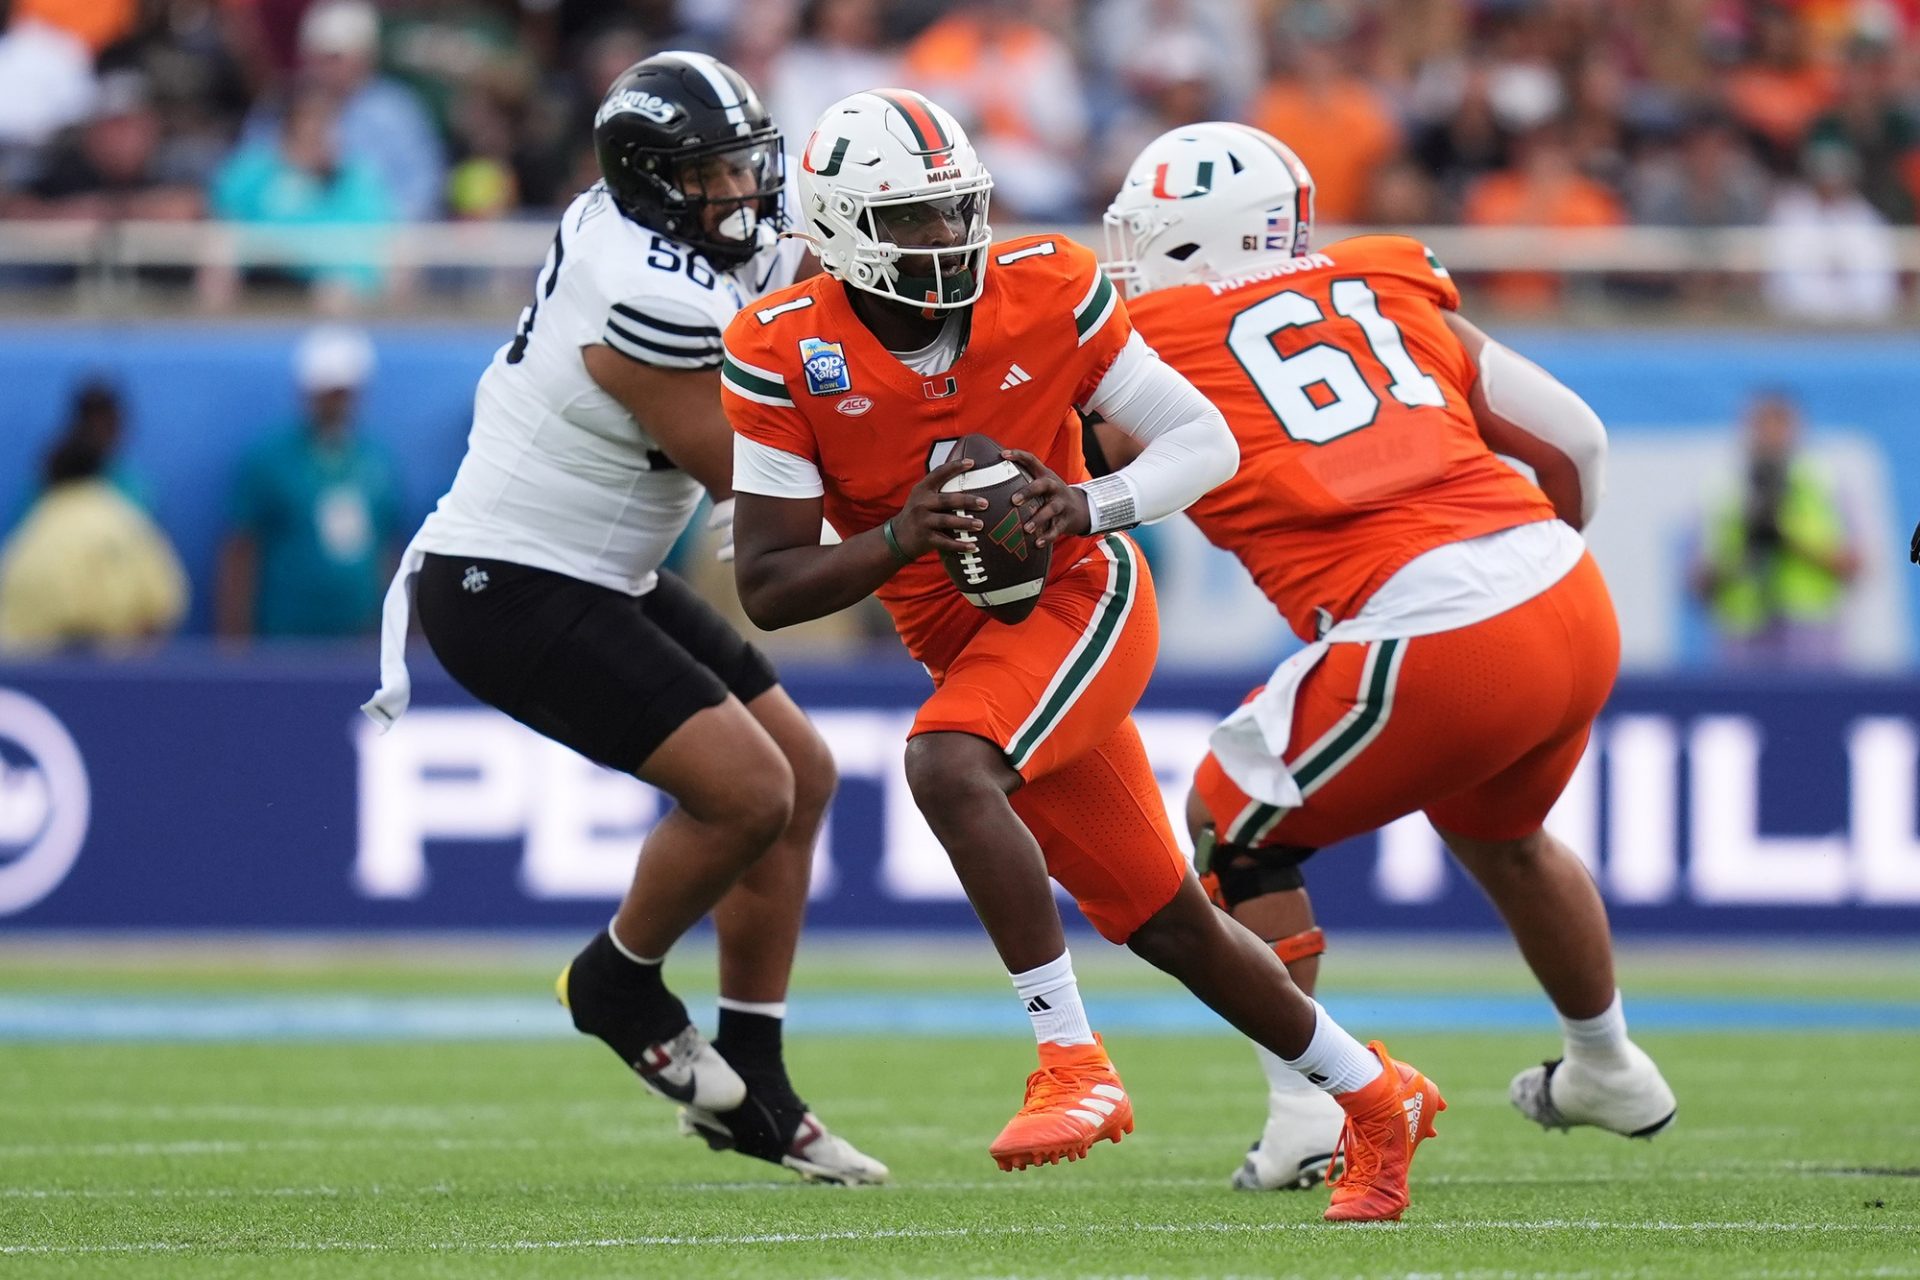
left=881, top=518, right=913, bottom=564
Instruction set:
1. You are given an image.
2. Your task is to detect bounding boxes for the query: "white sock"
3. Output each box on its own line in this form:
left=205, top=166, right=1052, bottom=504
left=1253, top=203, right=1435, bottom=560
left=1010, top=952, right=1096, bottom=1047
left=1256, top=1043, right=1322, bottom=1098
left=1279, top=1001, right=1385, bottom=1096
left=1560, top=990, right=1632, bottom=1068
left=716, top=997, right=788, bottom=1018
left=606, top=921, right=664, bottom=967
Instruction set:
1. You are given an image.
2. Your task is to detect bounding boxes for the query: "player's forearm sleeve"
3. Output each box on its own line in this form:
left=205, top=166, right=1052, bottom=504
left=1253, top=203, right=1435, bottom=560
left=1076, top=333, right=1238, bottom=533
left=1479, top=341, right=1608, bottom=526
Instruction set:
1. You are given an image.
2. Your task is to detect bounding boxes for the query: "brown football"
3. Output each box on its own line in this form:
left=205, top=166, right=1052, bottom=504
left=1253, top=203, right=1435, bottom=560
left=935, top=433, right=1052, bottom=625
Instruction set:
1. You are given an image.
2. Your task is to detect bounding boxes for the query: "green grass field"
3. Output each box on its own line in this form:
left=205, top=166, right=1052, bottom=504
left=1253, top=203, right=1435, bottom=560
left=2, top=937, right=1917, bottom=1279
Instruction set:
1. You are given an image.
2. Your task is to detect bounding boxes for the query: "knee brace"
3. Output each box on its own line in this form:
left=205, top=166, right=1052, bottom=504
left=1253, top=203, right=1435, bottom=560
left=1194, top=825, right=1318, bottom=910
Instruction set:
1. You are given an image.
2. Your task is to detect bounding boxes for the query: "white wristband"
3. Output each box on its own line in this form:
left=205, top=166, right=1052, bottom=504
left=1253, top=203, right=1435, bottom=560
left=1075, top=473, right=1139, bottom=534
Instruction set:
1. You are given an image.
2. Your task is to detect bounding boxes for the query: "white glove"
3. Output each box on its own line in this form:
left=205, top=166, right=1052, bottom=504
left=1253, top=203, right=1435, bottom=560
left=707, top=497, right=736, bottom=563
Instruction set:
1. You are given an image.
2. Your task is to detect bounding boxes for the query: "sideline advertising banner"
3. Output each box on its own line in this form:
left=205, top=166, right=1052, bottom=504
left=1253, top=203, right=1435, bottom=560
left=2, top=653, right=1917, bottom=934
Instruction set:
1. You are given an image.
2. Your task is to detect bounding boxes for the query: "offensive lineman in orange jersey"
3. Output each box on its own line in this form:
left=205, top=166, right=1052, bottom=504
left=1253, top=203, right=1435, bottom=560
left=723, top=90, right=1443, bottom=1221
left=1098, top=122, right=1677, bottom=1192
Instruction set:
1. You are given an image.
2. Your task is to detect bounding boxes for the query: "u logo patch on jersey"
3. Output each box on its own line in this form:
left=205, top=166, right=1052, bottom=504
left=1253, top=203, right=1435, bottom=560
left=798, top=337, right=852, bottom=396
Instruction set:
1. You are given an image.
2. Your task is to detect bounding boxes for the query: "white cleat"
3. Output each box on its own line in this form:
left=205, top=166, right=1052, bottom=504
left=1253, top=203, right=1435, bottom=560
left=1230, top=1085, right=1346, bottom=1191
left=679, top=1104, right=890, bottom=1186
left=1510, top=1043, right=1677, bottom=1139
left=636, top=1026, right=748, bottom=1112
left=780, top=1112, right=892, bottom=1186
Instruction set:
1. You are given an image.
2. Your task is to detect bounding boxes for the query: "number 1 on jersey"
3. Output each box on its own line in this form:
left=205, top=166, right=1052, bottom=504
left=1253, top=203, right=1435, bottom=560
left=1227, top=279, right=1444, bottom=444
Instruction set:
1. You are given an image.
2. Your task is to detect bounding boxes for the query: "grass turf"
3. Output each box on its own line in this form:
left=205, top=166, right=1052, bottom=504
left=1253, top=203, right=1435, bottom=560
left=2, top=940, right=1916, bottom=1279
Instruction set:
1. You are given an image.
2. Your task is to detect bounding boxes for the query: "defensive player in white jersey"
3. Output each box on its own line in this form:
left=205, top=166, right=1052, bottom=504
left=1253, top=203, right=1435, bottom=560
left=362, top=52, right=884, bottom=1185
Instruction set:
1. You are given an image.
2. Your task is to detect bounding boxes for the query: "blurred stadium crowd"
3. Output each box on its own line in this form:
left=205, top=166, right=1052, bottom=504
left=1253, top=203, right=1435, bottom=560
left=0, top=0, right=1896, bottom=660
left=0, top=0, right=1918, bottom=315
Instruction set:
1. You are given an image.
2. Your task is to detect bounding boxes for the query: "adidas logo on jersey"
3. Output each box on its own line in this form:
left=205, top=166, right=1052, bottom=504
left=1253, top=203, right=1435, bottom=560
left=999, top=364, right=1032, bottom=390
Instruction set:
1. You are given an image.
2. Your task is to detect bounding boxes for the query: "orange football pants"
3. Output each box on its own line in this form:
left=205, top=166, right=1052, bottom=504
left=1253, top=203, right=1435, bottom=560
left=911, top=533, right=1188, bottom=941
left=1196, top=552, right=1620, bottom=850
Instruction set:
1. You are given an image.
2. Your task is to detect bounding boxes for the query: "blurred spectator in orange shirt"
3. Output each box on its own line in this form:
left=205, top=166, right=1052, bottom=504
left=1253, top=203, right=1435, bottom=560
left=1249, top=40, right=1400, bottom=226
left=1724, top=5, right=1838, bottom=166
left=903, top=0, right=1089, bottom=219
left=1462, top=125, right=1624, bottom=311
left=12, top=0, right=139, bottom=55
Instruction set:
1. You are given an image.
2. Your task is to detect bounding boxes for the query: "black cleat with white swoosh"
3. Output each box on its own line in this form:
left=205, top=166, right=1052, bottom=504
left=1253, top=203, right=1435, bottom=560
left=554, top=936, right=747, bottom=1113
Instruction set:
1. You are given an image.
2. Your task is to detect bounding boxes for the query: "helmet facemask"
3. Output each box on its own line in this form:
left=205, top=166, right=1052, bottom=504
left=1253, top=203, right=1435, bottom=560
left=625, top=130, right=786, bottom=269
left=836, top=177, right=993, bottom=312
left=1101, top=203, right=1181, bottom=299
left=660, top=134, right=779, bottom=266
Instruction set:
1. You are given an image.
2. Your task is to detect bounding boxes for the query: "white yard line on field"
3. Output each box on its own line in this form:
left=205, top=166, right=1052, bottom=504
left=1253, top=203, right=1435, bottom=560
left=4, top=1159, right=1852, bottom=1201
left=0, top=1135, right=569, bottom=1158
left=1, top=1184, right=454, bottom=1200
left=5, top=1220, right=1918, bottom=1256
left=3, top=1158, right=1890, bottom=1200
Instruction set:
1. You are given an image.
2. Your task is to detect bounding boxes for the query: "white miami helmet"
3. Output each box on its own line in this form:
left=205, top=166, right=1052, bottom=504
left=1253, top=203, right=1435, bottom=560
left=1102, top=122, right=1316, bottom=297
left=795, top=89, right=993, bottom=310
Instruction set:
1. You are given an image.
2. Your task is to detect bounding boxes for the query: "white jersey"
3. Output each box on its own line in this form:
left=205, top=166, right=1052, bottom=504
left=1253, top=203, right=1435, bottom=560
left=412, top=181, right=807, bottom=596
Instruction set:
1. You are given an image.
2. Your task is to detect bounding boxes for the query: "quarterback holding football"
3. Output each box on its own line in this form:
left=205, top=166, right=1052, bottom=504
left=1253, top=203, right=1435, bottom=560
left=724, top=88, right=1444, bottom=1222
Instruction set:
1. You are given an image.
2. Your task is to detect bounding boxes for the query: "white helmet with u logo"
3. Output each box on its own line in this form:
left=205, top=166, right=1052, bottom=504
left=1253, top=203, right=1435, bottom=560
left=795, top=89, right=994, bottom=310
left=1102, top=122, right=1316, bottom=297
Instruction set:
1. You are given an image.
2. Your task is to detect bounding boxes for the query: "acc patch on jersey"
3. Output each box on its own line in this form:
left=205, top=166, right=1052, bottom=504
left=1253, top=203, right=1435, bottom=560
left=798, top=338, right=852, bottom=396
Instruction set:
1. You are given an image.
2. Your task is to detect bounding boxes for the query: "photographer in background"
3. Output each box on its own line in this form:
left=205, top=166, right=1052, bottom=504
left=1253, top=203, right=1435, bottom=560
left=1693, top=391, right=1862, bottom=667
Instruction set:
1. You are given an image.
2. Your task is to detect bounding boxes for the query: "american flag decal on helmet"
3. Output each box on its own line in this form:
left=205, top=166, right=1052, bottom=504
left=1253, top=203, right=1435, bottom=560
left=1265, top=208, right=1291, bottom=251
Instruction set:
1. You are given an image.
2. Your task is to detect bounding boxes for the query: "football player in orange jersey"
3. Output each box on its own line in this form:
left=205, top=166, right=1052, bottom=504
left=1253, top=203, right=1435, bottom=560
left=1099, top=122, right=1677, bottom=1192
left=723, top=90, right=1444, bottom=1221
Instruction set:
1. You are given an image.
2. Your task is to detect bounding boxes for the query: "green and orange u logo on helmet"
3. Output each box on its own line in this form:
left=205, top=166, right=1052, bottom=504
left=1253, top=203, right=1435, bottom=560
left=1150, top=160, right=1215, bottom=200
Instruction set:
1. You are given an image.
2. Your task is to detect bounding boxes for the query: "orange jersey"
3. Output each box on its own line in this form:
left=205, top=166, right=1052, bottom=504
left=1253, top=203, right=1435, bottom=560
left=1126, top=234, right=1556, bottom=641
left=723, top=235, right=1132, bottom=670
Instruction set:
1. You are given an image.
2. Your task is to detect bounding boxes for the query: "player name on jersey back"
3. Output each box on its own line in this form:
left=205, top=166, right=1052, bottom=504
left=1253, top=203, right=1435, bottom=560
left=1205, top=252, right=1338, bottom=296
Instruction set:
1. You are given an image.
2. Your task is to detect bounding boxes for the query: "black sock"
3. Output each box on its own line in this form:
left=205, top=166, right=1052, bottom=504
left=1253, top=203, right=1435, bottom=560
left=714, top=1007, right=799, bottom=1105
left=563, top=929, right=689, bottom=1061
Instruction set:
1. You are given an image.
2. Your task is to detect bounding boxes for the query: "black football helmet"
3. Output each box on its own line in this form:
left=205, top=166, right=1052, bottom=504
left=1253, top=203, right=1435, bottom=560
left=593, top=51, right=785, bottom=270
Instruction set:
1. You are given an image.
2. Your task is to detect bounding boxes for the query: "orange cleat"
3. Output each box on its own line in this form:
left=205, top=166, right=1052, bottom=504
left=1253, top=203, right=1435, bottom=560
left=989, top=1034, right=1134, bottom=1171
left=1323, top=1041, right=1445, bottom=1223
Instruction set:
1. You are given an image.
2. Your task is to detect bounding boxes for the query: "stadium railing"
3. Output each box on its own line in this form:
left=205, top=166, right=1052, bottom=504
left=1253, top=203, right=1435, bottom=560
left=0, top=220, right=1916, bottom=278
